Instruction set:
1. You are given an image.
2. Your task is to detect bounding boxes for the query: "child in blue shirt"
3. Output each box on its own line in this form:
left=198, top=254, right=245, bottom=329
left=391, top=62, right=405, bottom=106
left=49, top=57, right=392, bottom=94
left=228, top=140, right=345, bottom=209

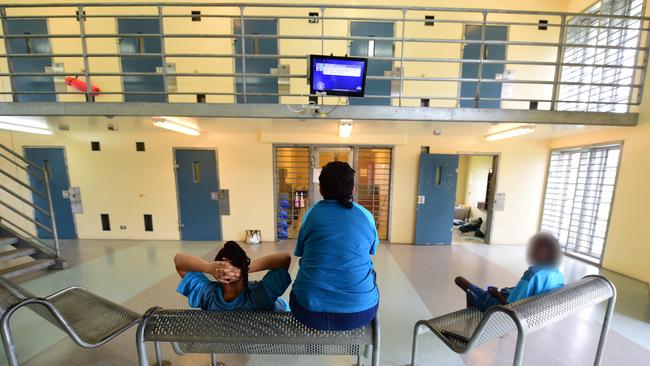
left=174, top=241, right=292, bottom=311
left=455, top=233, right=565, bottom=311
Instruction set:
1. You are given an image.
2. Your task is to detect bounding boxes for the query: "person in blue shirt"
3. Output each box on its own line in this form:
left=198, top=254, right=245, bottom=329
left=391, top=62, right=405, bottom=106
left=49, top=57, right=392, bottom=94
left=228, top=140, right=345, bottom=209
left=455, top=232, right=565, bottom=311
left=174, top=241, right=292, bottom=311
left=291, top=161, right=380, bottom=331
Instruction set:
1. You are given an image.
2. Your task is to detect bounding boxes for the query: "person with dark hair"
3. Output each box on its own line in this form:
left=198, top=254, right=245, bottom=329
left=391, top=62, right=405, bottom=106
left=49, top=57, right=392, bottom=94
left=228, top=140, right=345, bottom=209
left=291, top=161, right=380, bottom=331
left=174, top=241, right=292, bottom=311
left=454, top=232, right=565, bottom=311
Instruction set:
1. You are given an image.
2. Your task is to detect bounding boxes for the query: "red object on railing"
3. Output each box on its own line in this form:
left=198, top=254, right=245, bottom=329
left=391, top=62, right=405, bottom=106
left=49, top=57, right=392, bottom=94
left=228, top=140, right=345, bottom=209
left=65, top=76, right=100, bottom=96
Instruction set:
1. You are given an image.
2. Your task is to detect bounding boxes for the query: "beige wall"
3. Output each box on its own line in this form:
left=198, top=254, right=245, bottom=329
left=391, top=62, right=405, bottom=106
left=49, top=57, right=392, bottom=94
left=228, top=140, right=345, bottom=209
left=0, top=118, right=550, bottom=246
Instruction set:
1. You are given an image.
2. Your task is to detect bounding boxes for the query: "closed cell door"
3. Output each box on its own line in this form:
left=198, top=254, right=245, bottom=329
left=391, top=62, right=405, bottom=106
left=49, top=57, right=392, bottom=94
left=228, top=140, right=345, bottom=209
left=459, top=25, right=507, bottom=109
left=349, top=22, right=394, bottom=106
left=415, top=154, right=458, bottom=245
left=5, top=19, right=56, bottom=102
left=234, top=19, right=279, bottom=103
left=118, top=18, right=165, bottom=102
left=174, top=149, right=222, bottom=240
left=24, top=148, right=76, bottom=239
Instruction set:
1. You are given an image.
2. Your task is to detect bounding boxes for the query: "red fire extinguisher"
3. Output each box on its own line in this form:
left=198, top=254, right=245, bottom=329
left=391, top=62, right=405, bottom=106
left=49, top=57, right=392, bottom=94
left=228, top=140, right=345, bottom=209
left=65, top=76, right=100, bottom=96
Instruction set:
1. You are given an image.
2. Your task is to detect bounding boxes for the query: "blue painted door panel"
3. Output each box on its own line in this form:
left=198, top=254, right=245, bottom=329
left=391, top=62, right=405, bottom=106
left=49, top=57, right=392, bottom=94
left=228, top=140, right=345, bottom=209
left=118, top=18, right=165, bottom=102
left=24, top=148, right=76, bottom=239
left=460, top=25, right=507, bottom=109
left=175, top=149, right=222, bottom=240
left=414, top=154, right=458, bottom=245
left=5, top=19, right=56, bottom=102
left=350, top=22, right=393, bottom=106
left=234, top=19, right=279, bottom=104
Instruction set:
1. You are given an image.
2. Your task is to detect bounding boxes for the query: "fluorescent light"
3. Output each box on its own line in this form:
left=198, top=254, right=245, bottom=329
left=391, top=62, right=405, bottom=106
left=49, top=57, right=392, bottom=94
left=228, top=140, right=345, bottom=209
left=0, top=117, right=52, bottom=135
left=339, top=119, right=353, bottom=138
left=153, top=117, right=200, bottom=136
left=485, top=125, right=535, bottom=141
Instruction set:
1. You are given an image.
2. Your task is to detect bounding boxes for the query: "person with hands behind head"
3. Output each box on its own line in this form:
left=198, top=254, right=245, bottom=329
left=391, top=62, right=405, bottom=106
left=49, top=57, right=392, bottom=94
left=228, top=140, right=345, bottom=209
left=455, top=232, right=565, bottom=311
left=174, top=241, right=292, bottom=312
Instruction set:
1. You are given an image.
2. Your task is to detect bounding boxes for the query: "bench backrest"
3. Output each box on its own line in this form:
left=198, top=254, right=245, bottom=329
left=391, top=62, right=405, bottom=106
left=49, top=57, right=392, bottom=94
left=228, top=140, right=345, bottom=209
left=504, top=275, right=615, bottom=334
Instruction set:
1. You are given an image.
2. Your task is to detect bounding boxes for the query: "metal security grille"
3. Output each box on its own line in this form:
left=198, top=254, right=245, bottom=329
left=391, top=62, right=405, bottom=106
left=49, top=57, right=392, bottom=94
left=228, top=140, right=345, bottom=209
left=540, top=144, right=621, bottom=262
left=357, top=148, right=392, bottom=240
left=558, top=0, right=645, bottom=112
left=274, top=147, right=310, bottom=240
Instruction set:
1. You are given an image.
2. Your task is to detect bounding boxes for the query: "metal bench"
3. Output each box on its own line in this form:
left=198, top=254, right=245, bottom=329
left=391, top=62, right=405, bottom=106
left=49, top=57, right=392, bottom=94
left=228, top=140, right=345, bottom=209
left=410, top=275, right=616, bottom=366
left=137, top=308, right=380, bottom=366
left=0, top=277, right=141, bottom=366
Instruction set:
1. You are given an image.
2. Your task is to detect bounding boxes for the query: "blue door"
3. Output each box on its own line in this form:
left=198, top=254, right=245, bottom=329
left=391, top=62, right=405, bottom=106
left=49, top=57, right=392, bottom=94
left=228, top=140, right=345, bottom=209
left=118, top=18, right=165, bottom=102
left=234, top=19, right=278, bottom=103
left=175, top=149, right=222, bottom=240
left=349, top=22, right=394, bottom=106
left=24, top=148, right=76, bottom=239
left=459, top=25, right=507, bottom=109
left=414, top=154, right=458, bottom=245
left=5, top=19, right=56, bottom=102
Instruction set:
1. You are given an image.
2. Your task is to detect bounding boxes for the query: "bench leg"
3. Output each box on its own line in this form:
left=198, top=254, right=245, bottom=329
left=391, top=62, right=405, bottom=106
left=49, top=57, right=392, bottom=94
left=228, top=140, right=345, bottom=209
left=410, top=322, right=422, bottom=366
left=1, top=311, right=20, bottom=366
left=356, top=352, right=363, bottom=366
left=594, top=296, right=616, bottom=366
left=154, top=342, right=164, bottom=366
left=372, top=316, right=380, bottom=366
left=512, top=332, right=526, bottom=366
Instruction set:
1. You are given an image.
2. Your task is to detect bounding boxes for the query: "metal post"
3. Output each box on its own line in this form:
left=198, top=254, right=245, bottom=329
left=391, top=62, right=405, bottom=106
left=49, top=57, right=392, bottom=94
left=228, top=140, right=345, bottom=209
left=1, top=313, right=20, bottom=366
left=512, top=330, right=526, bottom=366
left=77, top=5, right=93, bottom=102
left=320, top=7, right=325, bottom=54
left=210, top=353, right=219, bottom=366
left=0, top=8, right=17, bottom=102
left=398, top=9, right=407, bottom=107
left=594, top=294, right=616, bottom=366
left=371, top=316, right=380, bottom=366
left=136, top=319, right=149, bottom=366
left=154, top=341, right=164, bottom=366
left=239, top=6, right=248, bottom=103
left=551, top=15, right=568, bottom=111
left=356, top=353, right=363, bottom=366
left=474, top=11, right=488, bottom=109
left=42, top=168, right=60, bottom=258
left=410, top=322, right=421, bottom=366
left=157, top=6, right=169, bottom=102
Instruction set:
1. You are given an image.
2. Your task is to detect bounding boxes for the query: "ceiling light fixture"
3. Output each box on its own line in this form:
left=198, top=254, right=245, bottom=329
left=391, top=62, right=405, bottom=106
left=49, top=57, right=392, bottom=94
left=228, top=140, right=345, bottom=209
left=339, top=119, right=353, bottom=138
left=485, top=125, right=535, bottom=141
left=0, top=117, right=52, bottom=135
left=153, top=117, right=200, bottom=136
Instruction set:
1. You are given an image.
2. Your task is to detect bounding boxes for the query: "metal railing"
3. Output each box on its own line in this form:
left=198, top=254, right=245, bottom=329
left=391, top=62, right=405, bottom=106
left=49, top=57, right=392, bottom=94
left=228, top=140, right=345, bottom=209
left=0, top=2, right=648, bottom=112
left=0, top=143, right=60, bottom=258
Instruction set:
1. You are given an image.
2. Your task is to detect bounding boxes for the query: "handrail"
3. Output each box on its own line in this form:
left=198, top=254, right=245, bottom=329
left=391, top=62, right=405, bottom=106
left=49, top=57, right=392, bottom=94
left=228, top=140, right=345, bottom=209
left=0, top=218, right=57, bottom=257
left=0, top=168, right=47, bottom=199
left=0, top=149, right=47, bottom=182
left=0, top=199, right=54, bottom=234
left=0, top=144, right=46, bottom=175
left=0, top=183, right=51, bottom=217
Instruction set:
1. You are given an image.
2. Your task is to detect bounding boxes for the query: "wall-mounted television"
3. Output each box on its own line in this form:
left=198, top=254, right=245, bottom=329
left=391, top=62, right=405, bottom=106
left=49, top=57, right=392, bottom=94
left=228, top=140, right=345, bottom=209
left=309, top=55, right=367, bottom=97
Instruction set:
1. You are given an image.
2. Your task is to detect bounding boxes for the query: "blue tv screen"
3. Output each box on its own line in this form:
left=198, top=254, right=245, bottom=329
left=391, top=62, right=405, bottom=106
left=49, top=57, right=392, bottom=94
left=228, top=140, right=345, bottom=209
left=309, top=55, right=367, bottom=97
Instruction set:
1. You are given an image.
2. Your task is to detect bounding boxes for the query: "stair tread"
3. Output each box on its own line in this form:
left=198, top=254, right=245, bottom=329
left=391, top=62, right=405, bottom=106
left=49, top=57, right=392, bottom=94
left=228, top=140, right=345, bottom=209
left=0, top=259, right=55, bottom=279
left=0, top=237, right=19, bottom=246
left=0, top=248, right=37, bottom=262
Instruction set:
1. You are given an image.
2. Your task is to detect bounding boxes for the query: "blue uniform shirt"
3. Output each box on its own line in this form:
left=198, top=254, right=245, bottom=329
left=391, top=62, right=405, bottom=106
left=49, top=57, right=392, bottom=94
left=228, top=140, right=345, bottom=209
left=293, top=200, right=379, bottom=313
left=177, top=269, right=292, bottom=311
left=506, top=265, right=565, bottom=303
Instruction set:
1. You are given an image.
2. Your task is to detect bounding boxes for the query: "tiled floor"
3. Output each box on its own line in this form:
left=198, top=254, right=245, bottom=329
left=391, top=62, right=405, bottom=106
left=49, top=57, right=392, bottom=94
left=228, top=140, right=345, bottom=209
left=1, top=239, right=649, bottom=366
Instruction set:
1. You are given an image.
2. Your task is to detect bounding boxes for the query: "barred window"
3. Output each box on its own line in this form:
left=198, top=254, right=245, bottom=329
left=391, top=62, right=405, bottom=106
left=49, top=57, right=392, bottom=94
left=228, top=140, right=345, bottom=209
left=540, top=144, right=621, bottom=263
left=558, top=0, right=644, bottom=112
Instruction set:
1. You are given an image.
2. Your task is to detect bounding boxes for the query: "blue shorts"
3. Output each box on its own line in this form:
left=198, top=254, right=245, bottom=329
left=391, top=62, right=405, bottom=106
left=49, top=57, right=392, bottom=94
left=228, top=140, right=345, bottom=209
left=290, top=292, right=378, bottom=331
left=466, top=284, right=502, bottom=312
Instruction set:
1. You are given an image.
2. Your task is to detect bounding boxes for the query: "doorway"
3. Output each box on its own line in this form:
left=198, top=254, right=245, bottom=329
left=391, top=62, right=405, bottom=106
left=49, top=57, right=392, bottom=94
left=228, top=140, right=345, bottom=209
left=174, top=149, right=222, bottom=240
left=23, top=147, right=77, bottom=239
left=453, top=154, right=499, bottom=244
left=274, top=145, right=393, bottom=241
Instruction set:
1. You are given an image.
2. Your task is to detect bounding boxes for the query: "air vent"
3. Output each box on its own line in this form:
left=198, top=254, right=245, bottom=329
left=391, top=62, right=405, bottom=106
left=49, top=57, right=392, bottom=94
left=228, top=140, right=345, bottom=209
left=309, top=12, right=319, bottom=24
left=91, top=141, right=101, bottom=151
left=425, top=15, right=435, bottom=26
left=144, top=214, right=154, bottom=232
left=101, top=214, right=111, bottom=231
left=75, top=10, right=86, bottom=21
left=421, top=98, right=430, bottom=107
left=136, top=142, right=145, bottom=152
left=191, top=10, right=201, bottom=22
left=196, top=93, right=206, bottom=103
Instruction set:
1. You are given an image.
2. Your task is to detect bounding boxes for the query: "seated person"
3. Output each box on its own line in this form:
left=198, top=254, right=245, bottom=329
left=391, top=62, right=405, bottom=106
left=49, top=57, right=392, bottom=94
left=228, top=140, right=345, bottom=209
left=454, top=232, right=564, bottom=311
left=174, top=241, right=292, bottom=311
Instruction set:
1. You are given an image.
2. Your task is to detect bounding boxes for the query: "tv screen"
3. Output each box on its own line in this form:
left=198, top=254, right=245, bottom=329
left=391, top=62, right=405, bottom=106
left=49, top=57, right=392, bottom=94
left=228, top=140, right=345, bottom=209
left=309, top=55, right=367, bottom=97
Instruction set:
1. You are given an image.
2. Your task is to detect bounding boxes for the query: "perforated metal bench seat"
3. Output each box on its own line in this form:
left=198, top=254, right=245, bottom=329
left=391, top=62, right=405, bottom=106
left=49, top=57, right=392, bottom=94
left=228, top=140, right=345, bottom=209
left=137, top=308, right=380, bottom=366
left=0, top=279, right=141, bottom=366
left=411, top=275, right=616, bottom=366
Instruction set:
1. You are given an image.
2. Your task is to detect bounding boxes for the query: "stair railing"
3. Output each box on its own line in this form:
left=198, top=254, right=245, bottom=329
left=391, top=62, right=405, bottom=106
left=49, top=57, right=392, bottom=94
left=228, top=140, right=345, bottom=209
left=0, top=143, right=60, bottom=258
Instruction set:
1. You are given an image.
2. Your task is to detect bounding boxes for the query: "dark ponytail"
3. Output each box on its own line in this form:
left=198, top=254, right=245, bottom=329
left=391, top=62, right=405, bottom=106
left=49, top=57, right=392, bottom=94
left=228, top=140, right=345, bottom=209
left=215, top=241, right=250, bottom=287
left=319, top=161, right=355, bottom=209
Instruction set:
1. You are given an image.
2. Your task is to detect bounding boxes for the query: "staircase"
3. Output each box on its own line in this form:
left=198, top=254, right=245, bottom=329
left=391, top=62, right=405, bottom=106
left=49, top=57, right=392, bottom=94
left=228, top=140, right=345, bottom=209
left=0, top=144, right=66, bottom=279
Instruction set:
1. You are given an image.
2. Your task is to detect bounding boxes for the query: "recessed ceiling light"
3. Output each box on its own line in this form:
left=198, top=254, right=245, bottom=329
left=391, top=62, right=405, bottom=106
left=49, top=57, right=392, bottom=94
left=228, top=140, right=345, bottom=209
left=485, top=125, right=535, bottom=141
left=153, top=117, right=200, bottom=136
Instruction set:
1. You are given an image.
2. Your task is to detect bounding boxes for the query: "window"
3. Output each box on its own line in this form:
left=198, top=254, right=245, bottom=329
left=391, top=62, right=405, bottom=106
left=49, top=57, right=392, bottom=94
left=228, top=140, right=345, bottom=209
left=540, top=144, right=621, bottom=263
left=558, top=0, right=644, bottom=112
